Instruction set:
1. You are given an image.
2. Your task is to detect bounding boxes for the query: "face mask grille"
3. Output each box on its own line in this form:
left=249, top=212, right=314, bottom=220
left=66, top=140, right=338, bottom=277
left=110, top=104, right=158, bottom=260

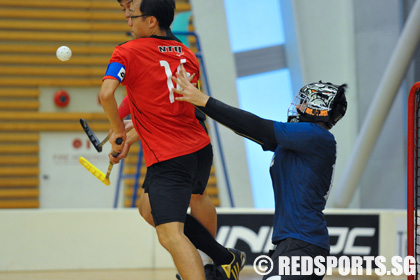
left=287, top=83, right=338, bottom=122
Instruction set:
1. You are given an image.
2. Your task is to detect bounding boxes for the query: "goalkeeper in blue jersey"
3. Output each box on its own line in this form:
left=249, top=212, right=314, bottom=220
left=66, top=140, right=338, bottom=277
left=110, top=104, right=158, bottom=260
left=173, top=65, right=348, bottom=280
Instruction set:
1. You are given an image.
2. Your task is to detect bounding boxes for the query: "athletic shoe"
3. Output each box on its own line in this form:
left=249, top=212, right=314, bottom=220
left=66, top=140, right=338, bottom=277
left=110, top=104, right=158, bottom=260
left=204, top=264, right=218, bottom=280
left=175, top=265, right=218, bottom=280
left=215, top=248, right=246, bottom=280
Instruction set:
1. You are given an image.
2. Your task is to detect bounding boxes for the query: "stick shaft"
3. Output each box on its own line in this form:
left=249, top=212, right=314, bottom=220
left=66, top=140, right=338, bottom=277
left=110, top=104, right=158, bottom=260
left=105, top=139, right=122, bottom=179
left=105, top=162, right=114, bottom=179
left=99, top=134, right=110, bottom=147
left=104, top=137, right=123, bottom=180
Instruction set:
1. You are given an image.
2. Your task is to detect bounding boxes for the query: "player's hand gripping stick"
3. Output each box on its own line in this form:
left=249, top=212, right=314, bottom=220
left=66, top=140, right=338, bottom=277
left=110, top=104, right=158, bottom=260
left=105, top=137, right=123, bottom=180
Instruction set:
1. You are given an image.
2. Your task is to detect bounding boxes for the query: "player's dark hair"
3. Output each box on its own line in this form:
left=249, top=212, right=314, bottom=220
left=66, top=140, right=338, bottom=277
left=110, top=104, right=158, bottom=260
left=327, top=83, right=348, bottom=128
left=140, top=0, right=175, bottom=30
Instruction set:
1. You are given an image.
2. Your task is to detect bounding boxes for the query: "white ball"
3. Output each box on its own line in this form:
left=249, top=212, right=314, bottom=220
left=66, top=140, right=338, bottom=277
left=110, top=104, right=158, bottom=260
left=56, top=46, right=72, bottom=61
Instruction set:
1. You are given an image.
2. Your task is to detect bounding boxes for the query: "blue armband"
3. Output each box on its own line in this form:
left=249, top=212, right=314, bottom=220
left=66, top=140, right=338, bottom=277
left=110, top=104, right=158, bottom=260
left=104, top=62, right=126, bottom=82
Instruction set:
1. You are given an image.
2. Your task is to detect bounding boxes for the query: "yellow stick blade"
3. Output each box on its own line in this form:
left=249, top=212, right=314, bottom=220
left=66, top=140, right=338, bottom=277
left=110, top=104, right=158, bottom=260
left=79, top=157, right=110, bottom=186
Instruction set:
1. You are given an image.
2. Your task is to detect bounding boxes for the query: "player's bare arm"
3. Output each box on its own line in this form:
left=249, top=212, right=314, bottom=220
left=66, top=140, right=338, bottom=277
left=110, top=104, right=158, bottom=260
left=99, top=78, right=126, bottom=153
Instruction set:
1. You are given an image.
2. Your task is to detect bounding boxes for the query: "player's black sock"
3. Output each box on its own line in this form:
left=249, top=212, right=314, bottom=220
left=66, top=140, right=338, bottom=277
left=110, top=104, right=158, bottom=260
left=184, top=214, right=233, bottom=265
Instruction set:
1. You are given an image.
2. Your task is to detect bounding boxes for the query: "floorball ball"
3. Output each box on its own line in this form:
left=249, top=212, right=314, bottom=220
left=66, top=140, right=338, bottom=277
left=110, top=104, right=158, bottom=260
left=56, top=46, right=72, bottom=61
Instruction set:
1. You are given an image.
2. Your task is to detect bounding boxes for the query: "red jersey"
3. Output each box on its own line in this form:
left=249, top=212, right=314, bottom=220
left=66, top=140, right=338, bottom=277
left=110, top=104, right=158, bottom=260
left=103, top=37, right=210, bottom=167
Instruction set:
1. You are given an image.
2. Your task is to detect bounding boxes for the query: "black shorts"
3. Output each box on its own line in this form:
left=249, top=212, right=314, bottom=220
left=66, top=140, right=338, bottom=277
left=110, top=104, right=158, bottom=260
left=144, top=144, right=213, bottom=226
left=263, top=238, right=329, bottom=280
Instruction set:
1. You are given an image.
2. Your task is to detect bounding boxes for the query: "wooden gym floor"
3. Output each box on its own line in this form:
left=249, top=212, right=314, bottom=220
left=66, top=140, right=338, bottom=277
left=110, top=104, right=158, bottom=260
left=0, top=267, right=408, bottom=280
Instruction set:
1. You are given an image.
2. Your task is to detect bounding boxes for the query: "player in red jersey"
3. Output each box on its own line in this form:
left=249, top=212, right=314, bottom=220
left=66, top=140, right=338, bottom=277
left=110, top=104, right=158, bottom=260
left=100, top=0, right=245, bottom=279
left=115, top=0, right=217, bottom=245
left=113, top=1, right=222, bottom=276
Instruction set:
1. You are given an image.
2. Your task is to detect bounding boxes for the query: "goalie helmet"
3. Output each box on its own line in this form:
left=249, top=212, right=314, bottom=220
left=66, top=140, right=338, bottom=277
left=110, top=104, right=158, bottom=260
left=287, top=81, right=347, bottom=128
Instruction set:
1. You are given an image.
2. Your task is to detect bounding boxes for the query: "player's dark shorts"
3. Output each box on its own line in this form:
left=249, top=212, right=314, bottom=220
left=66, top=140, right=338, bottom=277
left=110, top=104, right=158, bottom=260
left=144, top=144, right=213, bottom=226
left=263, top=238, right=329, bottom=280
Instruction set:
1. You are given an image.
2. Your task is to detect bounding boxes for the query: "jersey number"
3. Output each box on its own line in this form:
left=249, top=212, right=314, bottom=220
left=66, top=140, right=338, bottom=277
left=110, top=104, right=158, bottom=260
left=160, top=59, right=190, bottom=103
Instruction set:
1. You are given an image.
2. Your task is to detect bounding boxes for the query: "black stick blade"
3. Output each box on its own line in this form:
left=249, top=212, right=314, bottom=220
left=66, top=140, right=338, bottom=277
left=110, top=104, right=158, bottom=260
left=79, top=118, right=102, bottom=152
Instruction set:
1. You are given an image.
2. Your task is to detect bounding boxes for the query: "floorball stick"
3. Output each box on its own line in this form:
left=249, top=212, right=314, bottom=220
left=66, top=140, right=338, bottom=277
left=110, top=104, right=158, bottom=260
left=79, top=138, right=123, bottom=185
left=79, top=156, right=111, bottom=186
left=80, top=118, right=109, bottom=153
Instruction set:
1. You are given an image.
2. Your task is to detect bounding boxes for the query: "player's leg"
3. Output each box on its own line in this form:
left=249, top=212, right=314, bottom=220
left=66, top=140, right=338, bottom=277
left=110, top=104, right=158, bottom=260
left=137, top=169, right=156, bottom=226
left=189, top=191, right=217, bottom=237
left=187, top=144, right=246, bottom=280
left=138, top=191, right=155, bottom=227
left=156, top=221, right=205, bottom=280
left=189, top=144, right=217, bottom=238
left=184, top=214, right=246, bottom=280
left=141, top=168, right=215, bottom=279
left=140, top=167, right=217, bottom=237
left=188, top=193, right=218, bottom=277
left=140, top=187, right=217, bottom=237
left=141, top=183, right=217, bottom=236
left=187, top=146, right=217, bottom=271
left=147, top=153, right=206, bottom=280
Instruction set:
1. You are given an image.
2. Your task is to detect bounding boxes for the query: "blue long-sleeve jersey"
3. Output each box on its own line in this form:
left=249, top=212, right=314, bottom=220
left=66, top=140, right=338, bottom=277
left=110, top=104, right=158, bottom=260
left=200, top=97, right=336, bottom=250
left=270, top=122, right=335, bottom=250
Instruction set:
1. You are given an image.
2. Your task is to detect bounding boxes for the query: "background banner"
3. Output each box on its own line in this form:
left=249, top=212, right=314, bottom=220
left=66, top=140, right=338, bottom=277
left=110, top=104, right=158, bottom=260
left=216, top=213, right=379, bottom=267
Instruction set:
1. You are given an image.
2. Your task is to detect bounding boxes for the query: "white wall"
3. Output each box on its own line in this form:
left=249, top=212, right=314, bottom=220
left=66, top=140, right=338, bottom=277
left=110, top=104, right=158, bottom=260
left=0, top=209, right=166, bottom=271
